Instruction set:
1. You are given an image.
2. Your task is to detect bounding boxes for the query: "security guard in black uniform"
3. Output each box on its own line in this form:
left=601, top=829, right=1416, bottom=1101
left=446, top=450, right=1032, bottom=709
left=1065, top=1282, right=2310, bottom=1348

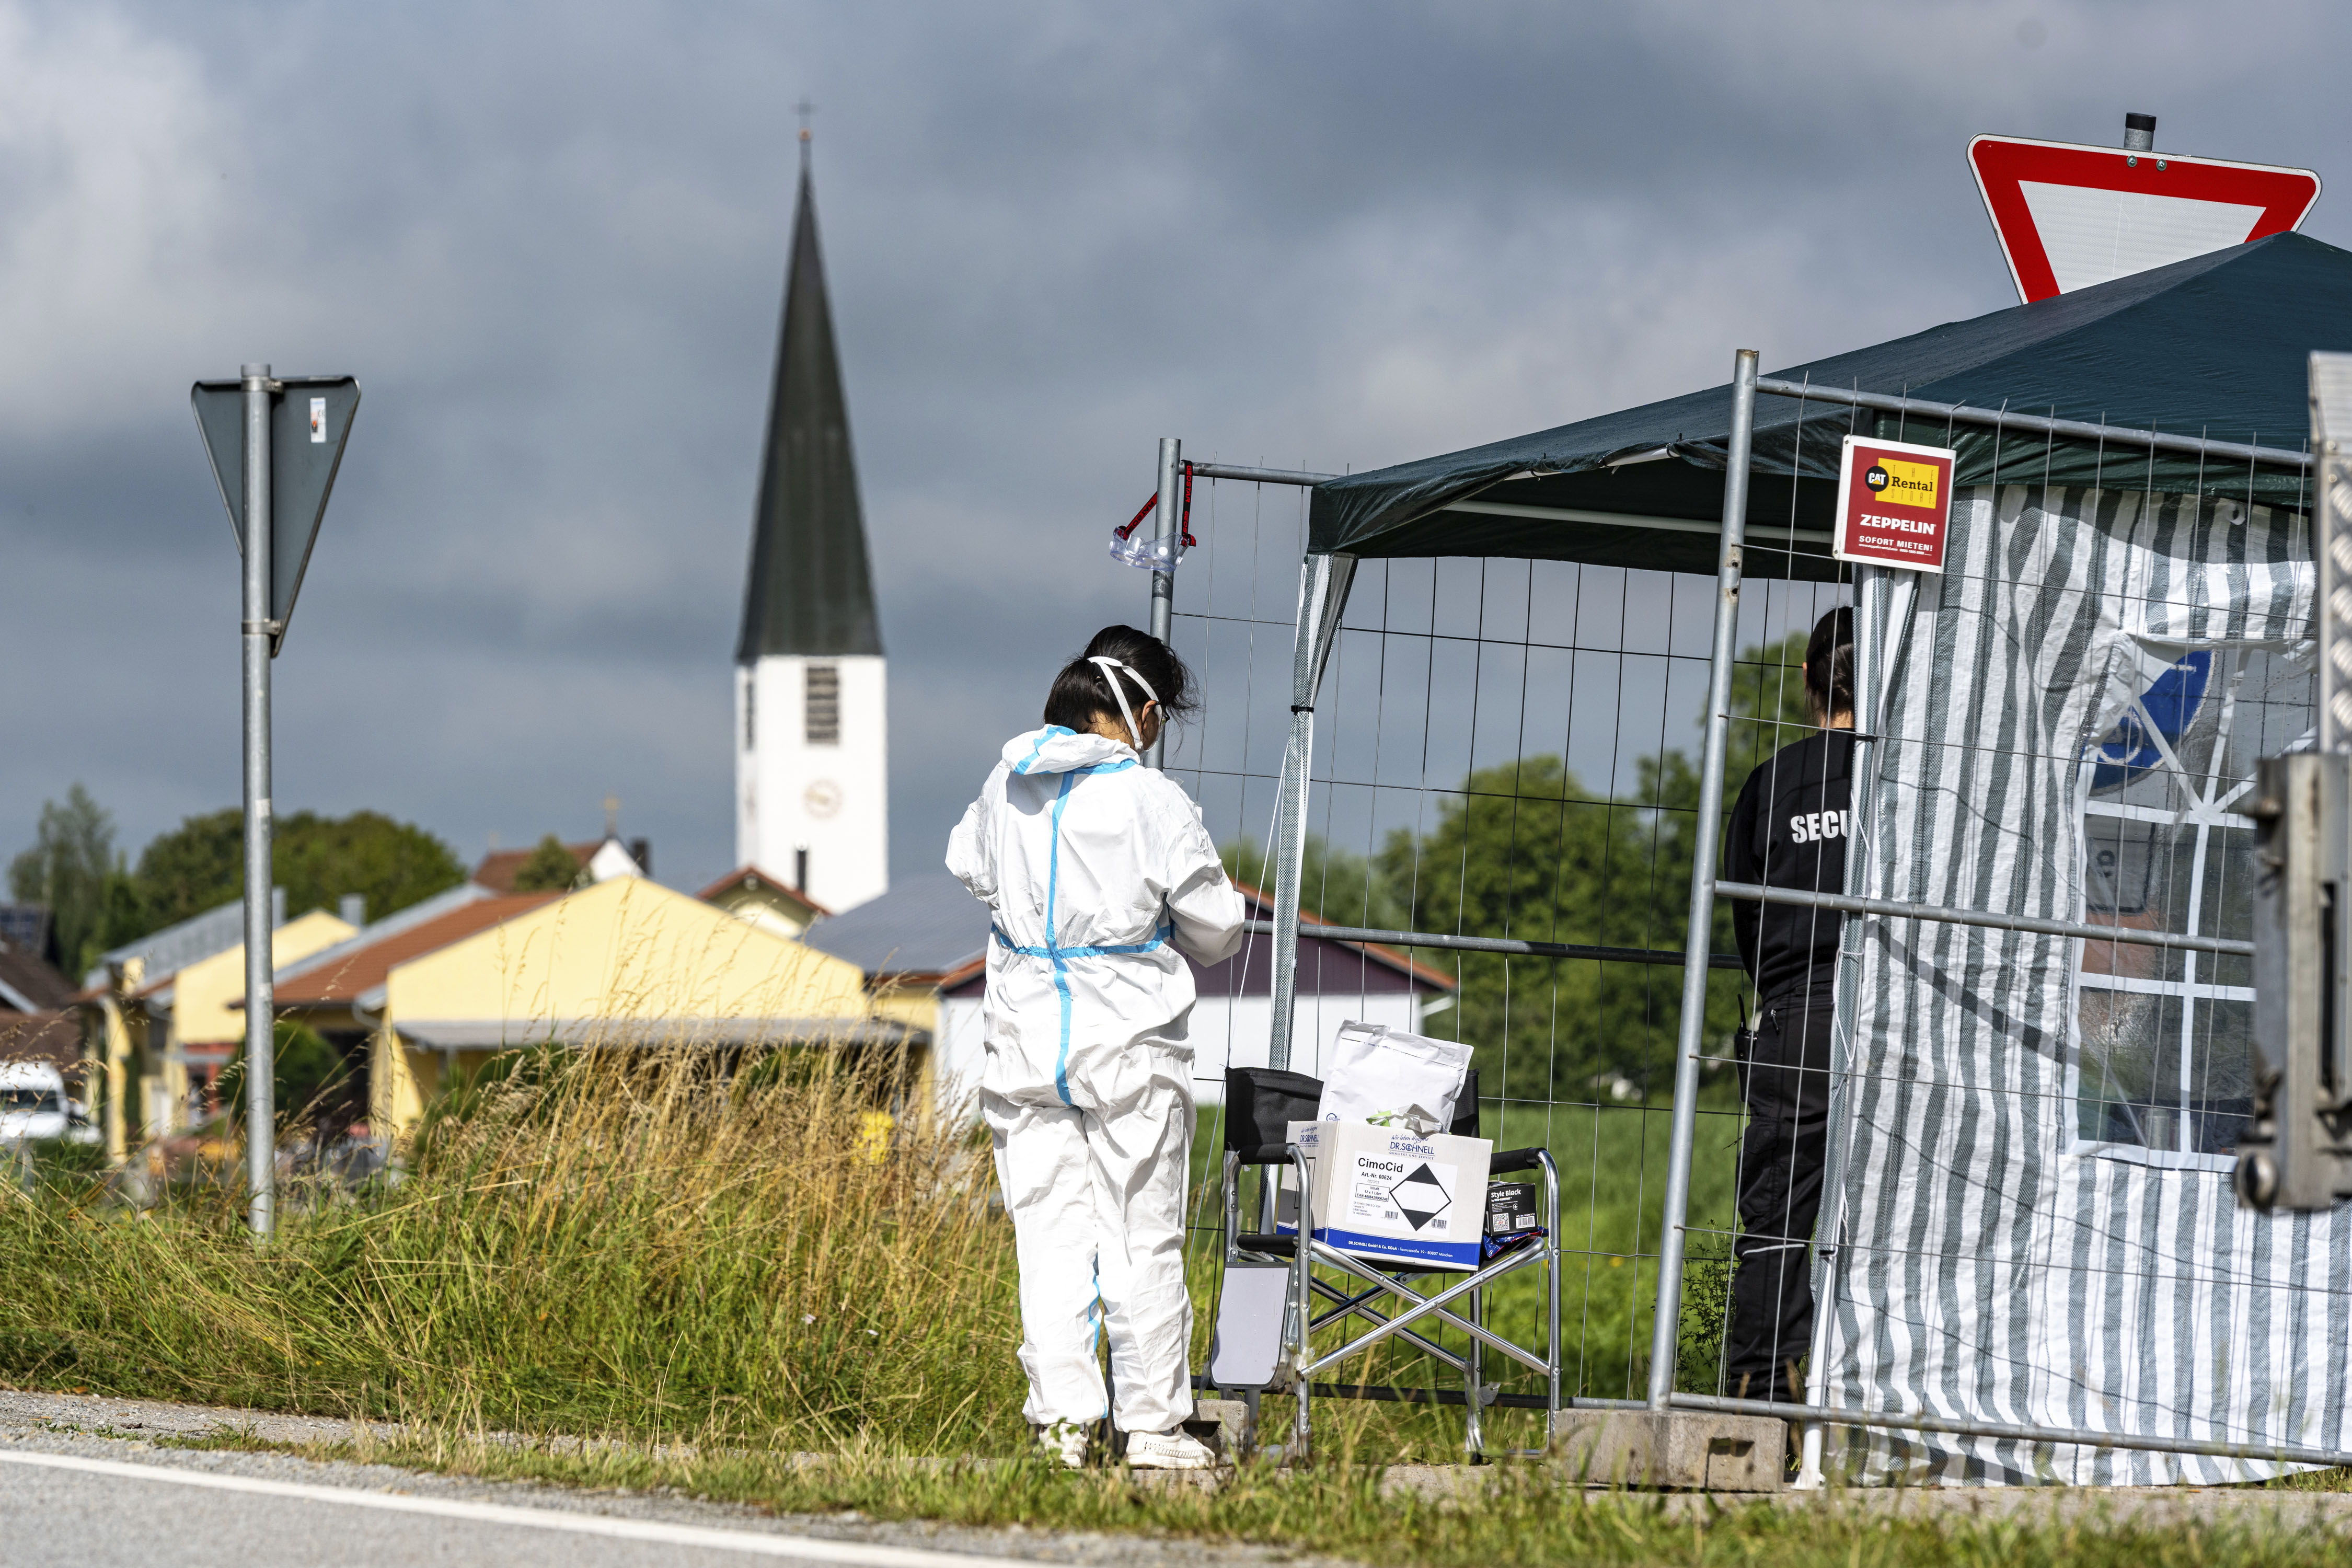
left=1722, top=606, right=1854, bottom=1402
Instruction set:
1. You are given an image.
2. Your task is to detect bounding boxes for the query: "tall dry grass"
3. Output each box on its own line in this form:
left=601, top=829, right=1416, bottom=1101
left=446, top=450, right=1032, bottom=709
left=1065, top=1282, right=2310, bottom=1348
left=0, top=1044, right=1027, bottom=1450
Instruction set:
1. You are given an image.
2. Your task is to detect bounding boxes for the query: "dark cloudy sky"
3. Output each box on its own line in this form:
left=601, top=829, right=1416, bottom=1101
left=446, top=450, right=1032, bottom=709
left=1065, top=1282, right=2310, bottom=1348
left=3, top=0, right=2346, bottom=898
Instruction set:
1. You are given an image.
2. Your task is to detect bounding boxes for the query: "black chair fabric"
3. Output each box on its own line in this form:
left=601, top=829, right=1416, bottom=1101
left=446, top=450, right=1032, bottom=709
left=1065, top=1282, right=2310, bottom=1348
left=1224, top=1066, right=1323, bottom=1151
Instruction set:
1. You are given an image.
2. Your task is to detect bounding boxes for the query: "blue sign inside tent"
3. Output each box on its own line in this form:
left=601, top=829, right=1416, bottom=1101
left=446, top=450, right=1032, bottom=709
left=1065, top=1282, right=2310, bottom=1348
left=2088, top=651, right=2211, bottom=791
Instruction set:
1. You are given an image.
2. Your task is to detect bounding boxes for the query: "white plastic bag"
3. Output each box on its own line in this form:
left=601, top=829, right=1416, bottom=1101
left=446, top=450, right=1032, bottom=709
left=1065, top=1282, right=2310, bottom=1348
left=1316, top=1020, right=1472, bottom=1135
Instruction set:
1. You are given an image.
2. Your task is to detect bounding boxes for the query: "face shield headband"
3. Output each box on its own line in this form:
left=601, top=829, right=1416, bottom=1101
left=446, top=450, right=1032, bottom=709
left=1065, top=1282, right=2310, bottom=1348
left=1087, top=656, right=1160, bottom=751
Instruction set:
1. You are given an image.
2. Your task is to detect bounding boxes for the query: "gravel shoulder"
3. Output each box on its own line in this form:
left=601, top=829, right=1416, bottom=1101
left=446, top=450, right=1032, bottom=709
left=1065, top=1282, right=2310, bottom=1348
left=8, top=1385, right=2352, bottom=1546
left=0, top=1389, right=1353, bottom=1566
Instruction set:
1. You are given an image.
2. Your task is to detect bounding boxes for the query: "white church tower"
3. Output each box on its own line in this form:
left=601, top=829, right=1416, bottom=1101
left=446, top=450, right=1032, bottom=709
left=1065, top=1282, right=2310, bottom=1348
left=735, top=131, right=888, bottom=913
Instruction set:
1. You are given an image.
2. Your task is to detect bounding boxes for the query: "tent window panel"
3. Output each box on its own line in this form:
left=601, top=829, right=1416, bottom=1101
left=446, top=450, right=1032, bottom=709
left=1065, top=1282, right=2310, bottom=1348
left=2079, top=990, right=2185, bottom=1148
left=2072, top=639, right=2306, bottom=1161
left=2185, top=997, right=2255, bottom=1155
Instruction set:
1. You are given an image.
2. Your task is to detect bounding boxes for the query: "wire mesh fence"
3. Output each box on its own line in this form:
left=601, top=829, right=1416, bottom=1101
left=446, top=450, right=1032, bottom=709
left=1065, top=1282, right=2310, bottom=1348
left=1163, top=462, right=1846, bottom=1420
left=1159, top=359, right=2350, bottom=1478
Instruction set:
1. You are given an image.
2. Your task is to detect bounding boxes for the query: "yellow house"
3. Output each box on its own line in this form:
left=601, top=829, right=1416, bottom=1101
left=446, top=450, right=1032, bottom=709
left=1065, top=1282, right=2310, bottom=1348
left=366, top=875, right=893, bottom=1135
left=87, top=899, right=357, bottom=1160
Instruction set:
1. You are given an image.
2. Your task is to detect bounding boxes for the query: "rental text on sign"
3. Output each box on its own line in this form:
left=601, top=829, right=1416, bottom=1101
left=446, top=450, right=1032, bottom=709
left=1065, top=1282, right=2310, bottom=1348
left=1834, top=434, right=1955, bottom=573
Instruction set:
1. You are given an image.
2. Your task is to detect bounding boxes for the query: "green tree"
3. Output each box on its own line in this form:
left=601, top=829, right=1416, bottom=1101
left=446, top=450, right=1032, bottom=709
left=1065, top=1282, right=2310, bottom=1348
left=7, top=784, right=123, bottom=979
left=121, top=808, right=467, bottom=937
left=273, top=810, right=468, bottom=925
left=1724, top=630, right=1816, bottom=801
left=510, top=835, right=583, bottom=892
left=129, top=809, right=244, bottom=930
left=1221, top=834, right=1405, bottom=931
left=1371, top=755, right=1699, bottom=1101
left=1347, top=629, right=1823, bottom=1106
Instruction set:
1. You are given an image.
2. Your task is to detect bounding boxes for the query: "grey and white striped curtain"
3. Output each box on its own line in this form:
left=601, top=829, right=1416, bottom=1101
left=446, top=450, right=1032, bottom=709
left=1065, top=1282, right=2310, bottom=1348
left=1824, top=480, right=2345, bottom=1485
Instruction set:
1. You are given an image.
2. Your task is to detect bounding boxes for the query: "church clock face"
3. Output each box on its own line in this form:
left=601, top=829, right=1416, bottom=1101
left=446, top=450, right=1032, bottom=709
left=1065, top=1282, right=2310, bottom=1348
left=803, top=779, right=844, bottom=820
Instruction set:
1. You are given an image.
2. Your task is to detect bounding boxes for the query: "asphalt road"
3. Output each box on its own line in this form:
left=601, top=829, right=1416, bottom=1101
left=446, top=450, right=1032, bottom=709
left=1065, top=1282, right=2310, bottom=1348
left=0, top=1407, right=1324, bottom=1568
left=0, top=1442, right=1019, bottom=1567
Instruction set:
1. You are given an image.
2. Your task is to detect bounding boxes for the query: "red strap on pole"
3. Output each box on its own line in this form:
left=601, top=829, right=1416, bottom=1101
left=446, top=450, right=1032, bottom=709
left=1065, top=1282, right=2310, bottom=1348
left=1114, top=493, right=1156, bottom=540
left=1113, top=463, right=1198, bottom=547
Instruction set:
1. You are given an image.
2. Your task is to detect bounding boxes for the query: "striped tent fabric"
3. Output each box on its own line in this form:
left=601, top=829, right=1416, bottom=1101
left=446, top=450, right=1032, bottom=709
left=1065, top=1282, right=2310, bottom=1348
left=1823, top=480, right=2341, bottom=1484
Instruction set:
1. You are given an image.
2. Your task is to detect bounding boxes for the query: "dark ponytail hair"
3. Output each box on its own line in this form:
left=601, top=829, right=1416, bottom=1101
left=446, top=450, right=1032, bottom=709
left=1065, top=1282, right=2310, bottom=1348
left=1805, top=606, right=1854, bottom=721
left=1043, top=626, right=1200, bottom=736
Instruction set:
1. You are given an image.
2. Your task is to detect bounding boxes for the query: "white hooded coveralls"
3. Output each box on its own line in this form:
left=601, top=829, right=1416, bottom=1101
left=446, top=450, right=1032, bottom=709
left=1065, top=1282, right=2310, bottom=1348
left=947, top=725, right=1246, bottom=1433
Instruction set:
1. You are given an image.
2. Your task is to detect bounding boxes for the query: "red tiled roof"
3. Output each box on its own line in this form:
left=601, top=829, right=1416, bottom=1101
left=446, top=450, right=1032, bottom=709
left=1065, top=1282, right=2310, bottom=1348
left=1229, top=879, right=1458, bottom=990
left=0, top=941, right=78, bottom=1011
left=270, top=893, right=560, bottom=1007
left=471, top=842, right=599, bottom=894
left=697, top=864, right=831, bottom=918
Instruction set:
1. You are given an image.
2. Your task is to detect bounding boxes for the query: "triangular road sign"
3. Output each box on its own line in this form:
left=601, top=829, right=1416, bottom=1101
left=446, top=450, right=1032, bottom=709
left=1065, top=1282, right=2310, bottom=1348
left=1968, top=134, right=2319, bottom=305
left=192, top=376, right=361, bottom=655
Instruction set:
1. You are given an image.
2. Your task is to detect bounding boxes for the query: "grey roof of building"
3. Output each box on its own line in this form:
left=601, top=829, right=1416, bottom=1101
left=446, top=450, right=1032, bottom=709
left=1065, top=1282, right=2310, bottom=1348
left=799, top=872, right=986, bottom=978
left=91, top=887, right=288, bottom=990
left=735, top=149, right=883, bottom=661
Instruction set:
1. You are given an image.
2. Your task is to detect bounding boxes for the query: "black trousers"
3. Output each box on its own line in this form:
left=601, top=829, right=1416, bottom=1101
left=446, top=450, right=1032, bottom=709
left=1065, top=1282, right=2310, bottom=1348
left=1724, top=989, right=1835, bottom=1399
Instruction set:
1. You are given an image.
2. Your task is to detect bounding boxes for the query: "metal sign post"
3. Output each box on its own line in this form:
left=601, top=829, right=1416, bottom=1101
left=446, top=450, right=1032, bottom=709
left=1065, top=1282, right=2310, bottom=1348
left=239, top=367, right=276, bottom=1235
left=192, top=366, right=360, bottom=1238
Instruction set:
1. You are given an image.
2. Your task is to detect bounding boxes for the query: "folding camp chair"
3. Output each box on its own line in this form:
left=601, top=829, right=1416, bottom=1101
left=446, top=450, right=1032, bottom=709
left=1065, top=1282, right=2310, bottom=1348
left=1208, top=1066, right=1563, bottom=1462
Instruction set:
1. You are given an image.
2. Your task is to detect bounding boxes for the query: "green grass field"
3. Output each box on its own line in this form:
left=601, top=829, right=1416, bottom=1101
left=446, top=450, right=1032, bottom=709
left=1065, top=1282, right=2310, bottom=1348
left=7, top=1047, right=2350, bottom=1563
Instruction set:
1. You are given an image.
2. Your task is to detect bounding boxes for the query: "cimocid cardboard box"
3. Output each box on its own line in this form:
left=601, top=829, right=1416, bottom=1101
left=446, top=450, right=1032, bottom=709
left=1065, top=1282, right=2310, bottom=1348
left=1282, top=1120, right=1492, bottom=1271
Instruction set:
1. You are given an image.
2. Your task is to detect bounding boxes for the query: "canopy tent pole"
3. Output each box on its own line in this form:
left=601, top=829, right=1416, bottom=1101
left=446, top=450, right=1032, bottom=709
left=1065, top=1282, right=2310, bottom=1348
left=1646, top=348, right=1759, bottom=1410
left=1146, top=437, right=1182, bottom=767
left=1267, top=552, right=1357, bottom=1075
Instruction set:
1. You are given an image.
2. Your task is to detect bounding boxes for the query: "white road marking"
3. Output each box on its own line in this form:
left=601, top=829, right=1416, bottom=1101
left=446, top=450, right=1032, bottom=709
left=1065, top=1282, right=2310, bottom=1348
left=0, top=1446, right=1020, bottom=1565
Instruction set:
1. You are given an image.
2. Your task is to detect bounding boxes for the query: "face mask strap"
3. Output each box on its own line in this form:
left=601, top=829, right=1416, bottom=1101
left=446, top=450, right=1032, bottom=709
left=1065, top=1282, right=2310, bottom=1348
left=1088, top=656, right=1159, bottom=749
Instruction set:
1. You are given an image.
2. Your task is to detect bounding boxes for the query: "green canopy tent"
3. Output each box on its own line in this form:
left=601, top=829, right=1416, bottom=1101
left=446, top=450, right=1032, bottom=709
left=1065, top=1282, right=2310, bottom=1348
left=1234, top=230, right=2352, bottom=1479
left=1306, top=231, right=2352, bottom=578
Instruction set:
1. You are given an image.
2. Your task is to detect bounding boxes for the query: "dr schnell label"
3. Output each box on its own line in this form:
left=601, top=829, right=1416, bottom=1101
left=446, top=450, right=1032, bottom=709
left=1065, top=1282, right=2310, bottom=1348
left=1832, top=434, right=1955, bottom=573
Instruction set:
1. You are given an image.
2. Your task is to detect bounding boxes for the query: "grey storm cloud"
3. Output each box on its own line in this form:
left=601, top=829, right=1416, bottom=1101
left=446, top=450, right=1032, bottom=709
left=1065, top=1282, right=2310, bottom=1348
left=1, top=0, right=2347, bottom=893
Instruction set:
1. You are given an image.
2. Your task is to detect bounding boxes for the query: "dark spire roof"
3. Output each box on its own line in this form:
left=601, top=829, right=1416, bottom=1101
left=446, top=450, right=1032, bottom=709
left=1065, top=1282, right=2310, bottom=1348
left=737, top=142, right=883, bottom=661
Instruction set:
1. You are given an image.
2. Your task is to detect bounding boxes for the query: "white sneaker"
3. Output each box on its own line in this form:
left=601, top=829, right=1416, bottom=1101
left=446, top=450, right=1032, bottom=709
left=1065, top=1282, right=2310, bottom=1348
left=1035, top=1420, right=1090, bottom=1469
left=1124, top=1427, right=1218, bottom=1470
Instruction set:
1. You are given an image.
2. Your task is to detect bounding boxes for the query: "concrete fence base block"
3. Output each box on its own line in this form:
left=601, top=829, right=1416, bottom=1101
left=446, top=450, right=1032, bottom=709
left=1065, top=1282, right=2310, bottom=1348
left=1189, top=1399, right=1251, bottom=1462
left=1549, top=1410, right=1786, bottom=1492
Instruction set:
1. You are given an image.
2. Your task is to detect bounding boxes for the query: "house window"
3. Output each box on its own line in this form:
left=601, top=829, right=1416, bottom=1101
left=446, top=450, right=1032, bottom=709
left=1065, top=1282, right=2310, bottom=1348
left=743, top=672, right=756, bottom=751
left=804, top=663, right=840, bottom=745
left=2072, top=641, right=2309, bottom=1163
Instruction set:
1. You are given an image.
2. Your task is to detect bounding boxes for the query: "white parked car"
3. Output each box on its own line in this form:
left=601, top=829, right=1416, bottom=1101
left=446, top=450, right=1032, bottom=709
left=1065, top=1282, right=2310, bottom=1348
left=0, top=1063, right=99, bottom=1146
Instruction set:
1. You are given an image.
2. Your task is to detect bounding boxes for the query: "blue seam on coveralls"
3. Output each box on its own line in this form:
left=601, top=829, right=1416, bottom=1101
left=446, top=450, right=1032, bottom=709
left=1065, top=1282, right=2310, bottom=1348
left=1035, top=759, right=1150, bottom=1108
left=1047, top=771, right=1078, bottom=1105
left=1010, top=725, right=1075, bottom=776
left=992, top=925, right=1169, bottom=958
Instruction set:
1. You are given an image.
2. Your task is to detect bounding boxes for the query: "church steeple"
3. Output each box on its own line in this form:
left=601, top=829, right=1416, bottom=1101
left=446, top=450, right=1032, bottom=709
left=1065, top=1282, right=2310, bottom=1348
left=737, top=136, right=882, bottom=662
left=733, top=125, right=891, bottom=915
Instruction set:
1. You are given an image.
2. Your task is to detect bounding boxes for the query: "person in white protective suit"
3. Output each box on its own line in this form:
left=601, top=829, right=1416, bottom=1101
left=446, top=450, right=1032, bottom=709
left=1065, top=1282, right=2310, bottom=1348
left=946, top=626, right=1246, bottom=1471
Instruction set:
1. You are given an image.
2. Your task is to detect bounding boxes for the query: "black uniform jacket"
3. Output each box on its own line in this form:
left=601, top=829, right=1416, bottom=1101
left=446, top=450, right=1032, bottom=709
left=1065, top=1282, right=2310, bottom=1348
left=1723, top=729, right=1857, bottom=1004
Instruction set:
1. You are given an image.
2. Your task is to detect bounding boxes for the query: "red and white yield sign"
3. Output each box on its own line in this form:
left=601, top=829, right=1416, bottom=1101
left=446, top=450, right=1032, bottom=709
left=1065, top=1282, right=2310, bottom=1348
left=1968, top=134, right=2320, bottom=304
left=1834, top=435, right=1955, bottom=574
